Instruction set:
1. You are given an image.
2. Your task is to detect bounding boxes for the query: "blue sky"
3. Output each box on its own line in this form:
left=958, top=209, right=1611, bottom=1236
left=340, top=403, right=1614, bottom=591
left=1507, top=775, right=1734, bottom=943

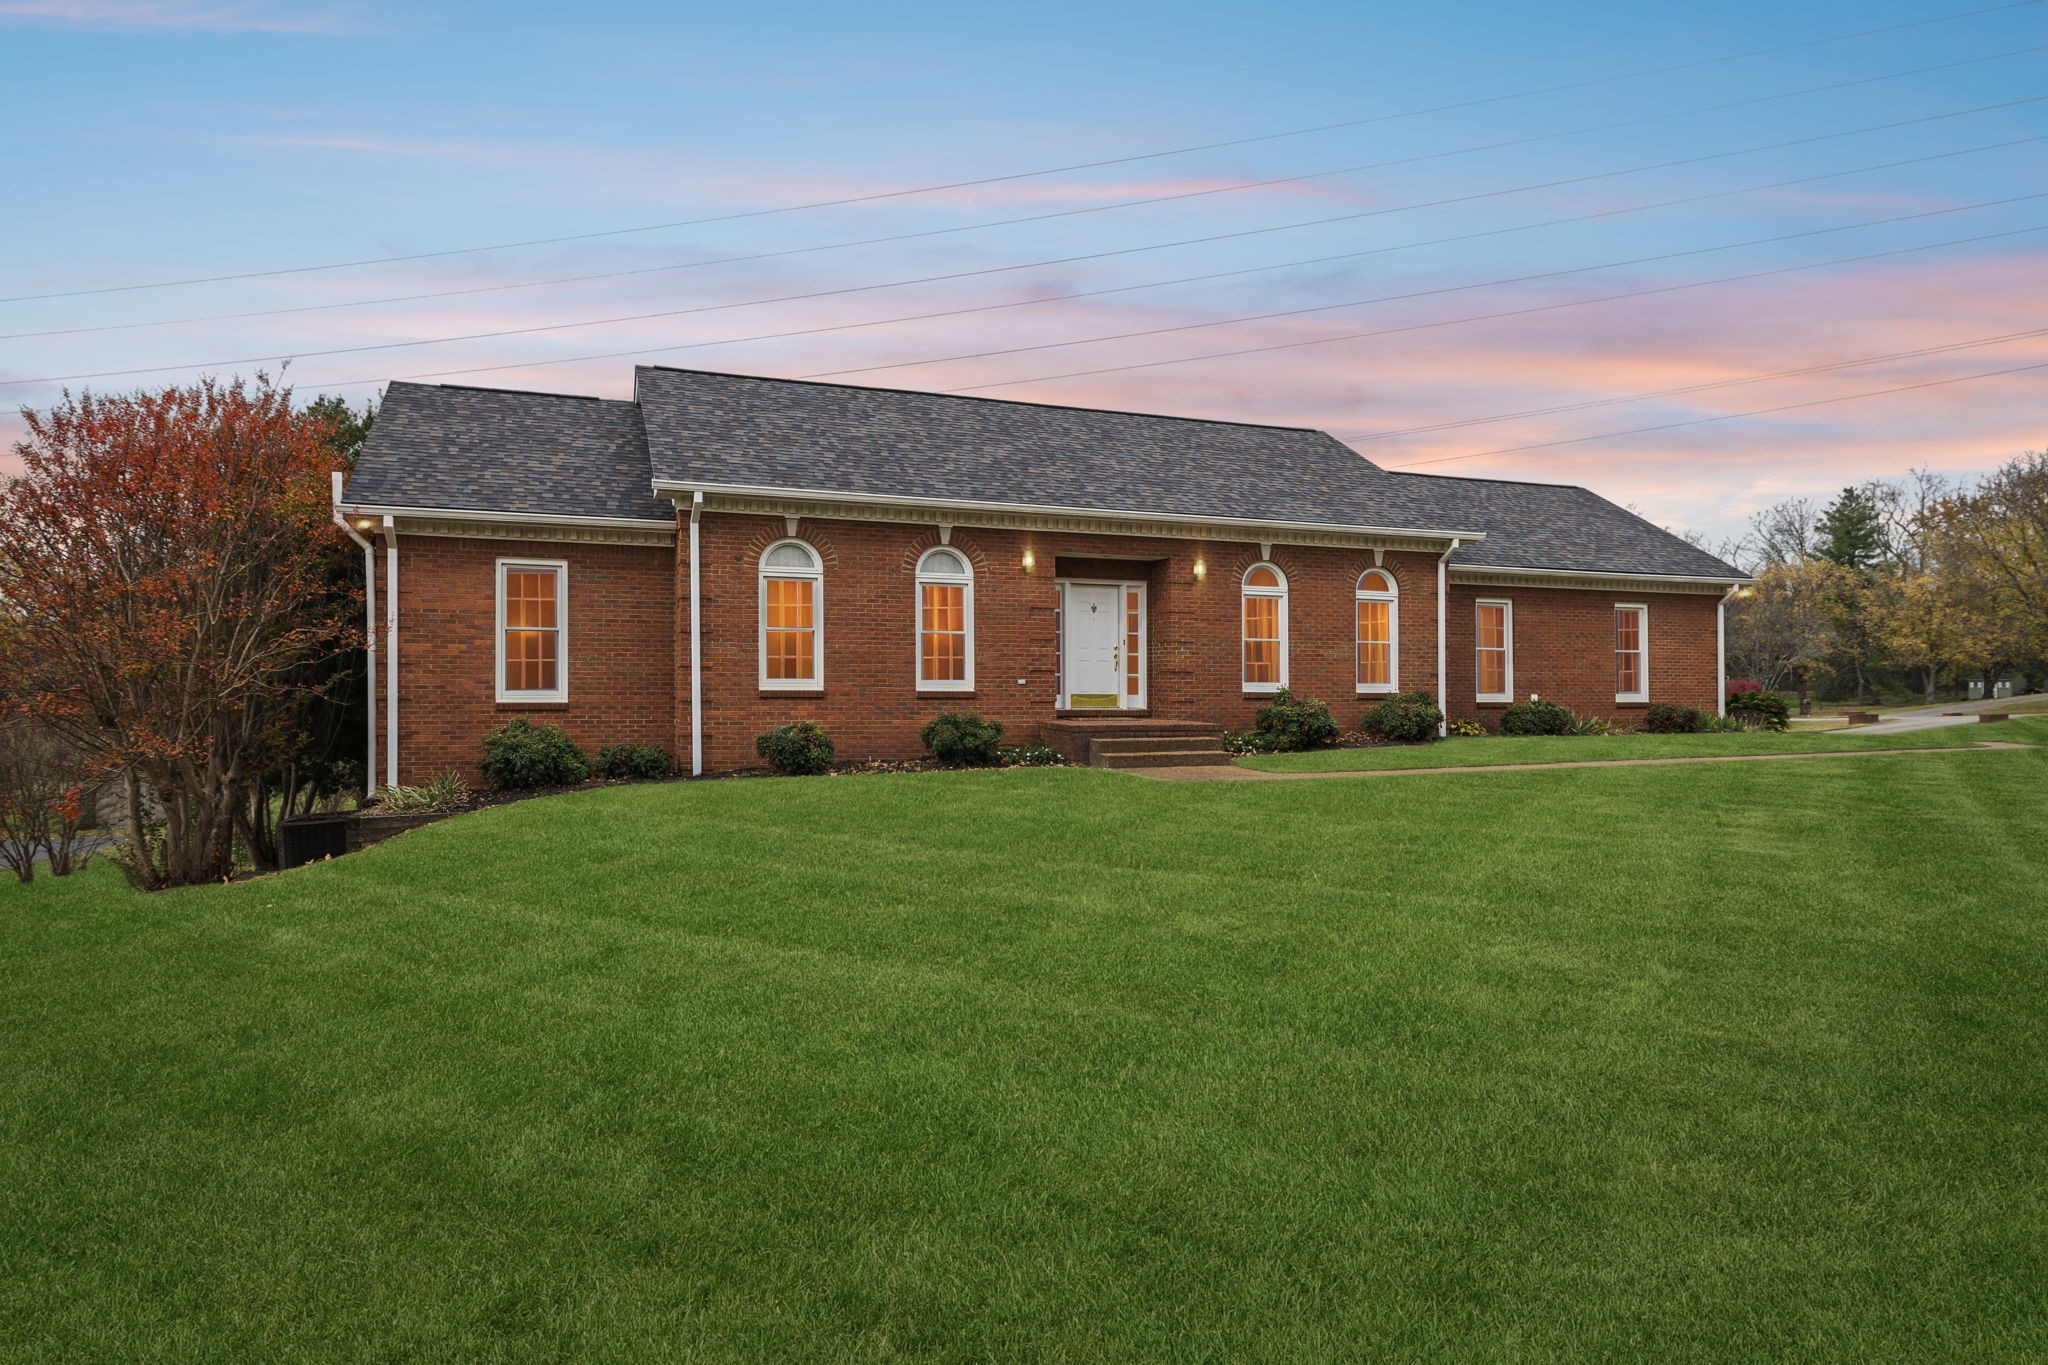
left=2, top=0, right=2043, bottom=539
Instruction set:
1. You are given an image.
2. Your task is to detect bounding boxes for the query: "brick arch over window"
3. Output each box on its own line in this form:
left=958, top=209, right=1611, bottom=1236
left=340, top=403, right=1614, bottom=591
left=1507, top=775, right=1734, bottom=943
left=895, top=530, right=992, bottom=576
left=740, top=522, right=840, bottom=571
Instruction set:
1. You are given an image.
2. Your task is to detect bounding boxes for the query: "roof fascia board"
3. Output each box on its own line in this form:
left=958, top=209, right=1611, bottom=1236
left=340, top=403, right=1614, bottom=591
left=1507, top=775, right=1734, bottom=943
left=1450, top=563, right=1752, bottom=589
left=651, top=479, right=1487, bottom=546
left=338, top=501, right=677, bottom=532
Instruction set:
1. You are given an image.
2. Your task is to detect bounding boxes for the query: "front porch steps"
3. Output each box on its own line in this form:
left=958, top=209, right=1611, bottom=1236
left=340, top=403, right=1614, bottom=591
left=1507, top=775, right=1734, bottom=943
left=1040, top=719, right=1234, bottom=770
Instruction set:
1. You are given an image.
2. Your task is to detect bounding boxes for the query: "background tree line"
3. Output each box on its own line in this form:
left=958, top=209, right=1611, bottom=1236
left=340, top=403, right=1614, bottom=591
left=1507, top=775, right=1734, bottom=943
left=1716, top=449, right=2048, bottom=708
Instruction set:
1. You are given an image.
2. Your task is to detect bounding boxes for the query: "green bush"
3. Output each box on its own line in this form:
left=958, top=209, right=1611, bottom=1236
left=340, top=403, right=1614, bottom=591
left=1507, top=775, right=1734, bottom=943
left=1643, top=703, right=1705, bottom=734
left=1727, top=691, right=1791, bottom=732
left=1222, top=730, right=1274, bottom=755
left=755, top=721, right=835, bottom=776
left=1359, top=691, right=1443, bottom=744
left=1446, top=718, right=1488, bottom=737
left=921, top=711, right=1004, bottom=766
left=1499, top=699, right=1574, bottom=736
left=378, top=770, right=472, bottom=812
left=480, top=719, right=590, bottom=789
left=1566, top=711, right=1617, bottom=736
left=594, top=743, right=672, bottom=781
left=1253, top=688, right=1338, bottom=752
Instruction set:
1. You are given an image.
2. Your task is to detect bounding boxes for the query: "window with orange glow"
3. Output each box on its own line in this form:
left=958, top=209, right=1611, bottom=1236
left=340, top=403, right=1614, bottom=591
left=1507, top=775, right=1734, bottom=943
left=498, top=561, right=565, bottom=701
left=1615, top=605, right=1647, bottom=700
left=1476, top=600, right=1512, bottom=700
left=916, top=547, right=973, bottom=689
left=761, top=540, right=822, bottom=687
left=1356, top=569, right=1397, bottom=692
left=1242, top=563, right=1287, bottom=690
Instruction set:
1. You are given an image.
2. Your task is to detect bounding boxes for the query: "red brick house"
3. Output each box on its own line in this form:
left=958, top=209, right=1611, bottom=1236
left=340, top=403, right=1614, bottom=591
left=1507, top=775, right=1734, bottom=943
left=336, top=367, right=1748, bottom=782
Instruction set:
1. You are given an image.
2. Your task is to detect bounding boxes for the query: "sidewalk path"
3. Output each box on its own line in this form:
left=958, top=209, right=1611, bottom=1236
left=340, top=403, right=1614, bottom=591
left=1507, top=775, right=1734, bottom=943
left=1132, top=741, right=2033, bottom=782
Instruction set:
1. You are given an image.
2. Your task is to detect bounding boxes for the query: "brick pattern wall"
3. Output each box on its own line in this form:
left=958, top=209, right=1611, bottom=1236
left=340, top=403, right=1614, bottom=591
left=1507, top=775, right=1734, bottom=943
left=385, top=534, right=674, bottom=783
left=384, top=518, right=1728, bottom=779
left=681, top=513, right=1446, bottom=771
left=1443, top=582, right=1721, bottom=726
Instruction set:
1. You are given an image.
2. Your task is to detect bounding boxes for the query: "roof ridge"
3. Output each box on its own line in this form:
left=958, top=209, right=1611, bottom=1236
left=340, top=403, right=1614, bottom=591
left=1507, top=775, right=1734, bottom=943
left=634, top=364, right=1326, bottom=435
left=434, top=381, right=609, bottom=402
left=1381, top=468, right=1593, bottom=494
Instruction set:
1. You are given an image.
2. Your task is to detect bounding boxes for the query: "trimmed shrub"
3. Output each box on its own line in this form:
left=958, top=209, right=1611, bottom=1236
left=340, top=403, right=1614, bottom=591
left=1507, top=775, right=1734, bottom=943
left=1499, top=699, right=1574, bottom=736
left=1644, top=703, right=1706, bottom=734
left=1253, top=688, right=1338, bottom=752
left=755, top=721, right=835, bottom=775
left=1727, top=678, right=1763, bottom=697
left=480, top=719, right=590, bottom=789
left=921, top=711, right=1004, bottom=767
left=1727, top=690, right=1791, bottom=732
left=1360, top=690, right=1443, bottom=744
left=594, top=743, right=672, bottom=781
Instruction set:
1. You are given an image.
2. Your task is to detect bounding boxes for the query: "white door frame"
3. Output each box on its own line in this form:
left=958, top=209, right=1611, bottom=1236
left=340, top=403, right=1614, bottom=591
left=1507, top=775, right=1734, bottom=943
left=1057, top=578, right=1148, bottom=710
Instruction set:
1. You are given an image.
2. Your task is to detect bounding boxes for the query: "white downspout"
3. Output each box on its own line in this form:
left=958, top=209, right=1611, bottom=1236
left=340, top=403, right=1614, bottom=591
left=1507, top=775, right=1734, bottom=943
left=1435, top=538, right=1460, bottom=737
left=384, top=515, right=399, bottom=789
left=1717, top=584, right=1739, bottom=717
left=330, top=473, right=376, bottom=798
left=689, top=491, right=704, bottom=777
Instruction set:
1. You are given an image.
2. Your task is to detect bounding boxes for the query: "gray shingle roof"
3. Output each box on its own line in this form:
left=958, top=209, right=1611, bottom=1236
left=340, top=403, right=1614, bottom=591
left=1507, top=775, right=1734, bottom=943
left=345, top=368, right=1746, bottom=580
left=1380, top=471, right=1747, bottom=579
left=346, top=382, right=671, bottom=522
left=634, top=366, right=1481, bottom=535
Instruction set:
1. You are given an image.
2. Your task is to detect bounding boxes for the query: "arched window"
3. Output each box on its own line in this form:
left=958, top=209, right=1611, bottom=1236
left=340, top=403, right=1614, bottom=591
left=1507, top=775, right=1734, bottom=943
left=1356, top=569, right=1398, bottom=694
left=1241, top=562, right=1287, bottom=692
left=916, top=546, right=974, bottom=691
left=760, top=539, right=821, bottom=688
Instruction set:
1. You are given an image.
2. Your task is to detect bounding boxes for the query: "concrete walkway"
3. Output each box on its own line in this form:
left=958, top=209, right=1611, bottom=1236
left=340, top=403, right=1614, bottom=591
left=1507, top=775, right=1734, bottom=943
left=1131, top=741, right=2033, bottom=782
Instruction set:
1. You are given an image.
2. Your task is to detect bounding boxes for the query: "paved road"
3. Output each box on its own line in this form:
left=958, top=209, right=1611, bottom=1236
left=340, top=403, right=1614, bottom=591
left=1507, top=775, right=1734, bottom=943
left=1839, top=694, right=2032, bottom=736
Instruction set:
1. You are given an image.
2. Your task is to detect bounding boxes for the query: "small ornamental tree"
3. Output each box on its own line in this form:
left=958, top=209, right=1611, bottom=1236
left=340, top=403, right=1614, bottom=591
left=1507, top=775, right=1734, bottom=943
left=0, top=375, right=359, bottom=888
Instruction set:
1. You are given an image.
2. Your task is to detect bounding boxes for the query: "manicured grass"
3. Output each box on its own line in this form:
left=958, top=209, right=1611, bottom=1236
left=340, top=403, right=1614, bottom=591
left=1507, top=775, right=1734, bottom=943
left=4, top=743, right=2047, bottom=1358
left=1240, top=716, right=2041, bottom=772
left=1985, top=695, right=2048, bottom=714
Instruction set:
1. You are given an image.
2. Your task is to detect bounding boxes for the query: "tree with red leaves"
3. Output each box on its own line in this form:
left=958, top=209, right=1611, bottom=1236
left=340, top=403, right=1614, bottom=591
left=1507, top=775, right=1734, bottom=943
left=0, top=374, right=357, bottom=888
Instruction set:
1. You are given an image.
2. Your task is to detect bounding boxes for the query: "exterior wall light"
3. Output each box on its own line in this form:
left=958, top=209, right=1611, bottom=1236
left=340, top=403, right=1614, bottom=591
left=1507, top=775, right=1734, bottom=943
left=1192, top=557, right=1207, bottom=579
left=1021, top=549, right=1036, bottom=572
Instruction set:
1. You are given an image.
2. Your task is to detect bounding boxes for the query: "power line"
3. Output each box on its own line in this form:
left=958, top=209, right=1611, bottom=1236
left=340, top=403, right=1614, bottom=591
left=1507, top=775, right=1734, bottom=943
left=10, top=41, right=2038, bottom=341
left=292, top=135, right=2038, bottom=393
left=4, top=0, right=2040, bottom=305
left=1383, top=358, right=2048, bottom=467
left=1335, top=326, right=2048, bottom=442
left=11, top=99, right=2045, bottom=392
left=808, top=197, right=2047, bottom=381
left=929, top=222, right=2048, bottom=392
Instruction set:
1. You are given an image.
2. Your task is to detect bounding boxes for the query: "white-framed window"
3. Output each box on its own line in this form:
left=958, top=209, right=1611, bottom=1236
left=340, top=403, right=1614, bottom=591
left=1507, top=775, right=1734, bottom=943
left=1615, top=603, right=1648, bottom=702
left=1476, top=598, right=1513, bottom=702
left=1356, top=569, right=1398, bottom=694
left=759, top=539, right=822, bottom=689
left=1241, top=562, right=1288, bottom=692
left=916, top=546, right=974, bottom=691
left=496, top=558, right=568, bottom=703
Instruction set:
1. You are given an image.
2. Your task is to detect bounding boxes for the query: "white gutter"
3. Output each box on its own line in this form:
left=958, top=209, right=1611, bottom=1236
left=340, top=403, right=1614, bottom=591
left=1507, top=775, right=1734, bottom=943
left=1447, top=563, right=1752, bottom=587
left=336, top=502, right=676, bottom=532
left=1436, top=539, right=1460, bottom=737
left=688, top=491, right=704, bottom=777
left=383, top=515, right=399, bottom=789
left=1717, top=583, right=1740, bottom=717
left=651, top=479, right=1486, bottom=547
left=331, top=472, right=377, bottom=798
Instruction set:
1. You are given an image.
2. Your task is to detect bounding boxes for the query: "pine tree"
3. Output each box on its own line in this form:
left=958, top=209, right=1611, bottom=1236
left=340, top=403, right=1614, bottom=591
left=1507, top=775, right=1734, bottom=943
left=1814, top=486, right=1887, bottom=570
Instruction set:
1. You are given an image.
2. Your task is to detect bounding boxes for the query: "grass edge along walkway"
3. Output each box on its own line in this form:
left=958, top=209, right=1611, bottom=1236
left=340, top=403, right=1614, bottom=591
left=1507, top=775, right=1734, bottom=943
left=1235, top=716, right=2047, bottom=775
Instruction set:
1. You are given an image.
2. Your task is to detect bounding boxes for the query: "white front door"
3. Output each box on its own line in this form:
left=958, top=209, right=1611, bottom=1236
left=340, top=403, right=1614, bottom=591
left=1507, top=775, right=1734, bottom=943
left=1062, top=582, right=1124, bottom=708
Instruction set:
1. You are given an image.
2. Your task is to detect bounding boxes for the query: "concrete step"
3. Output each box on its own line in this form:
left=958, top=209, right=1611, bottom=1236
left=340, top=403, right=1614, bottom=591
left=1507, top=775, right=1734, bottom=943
left=1093, top=746, right=1234, bottom=769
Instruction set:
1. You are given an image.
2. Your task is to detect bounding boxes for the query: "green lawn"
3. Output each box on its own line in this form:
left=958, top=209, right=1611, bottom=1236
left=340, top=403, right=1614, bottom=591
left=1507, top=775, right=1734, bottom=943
left=3, top=738, right=2046, bottom=1359
left=1241, top=716, right=2038, bottom=772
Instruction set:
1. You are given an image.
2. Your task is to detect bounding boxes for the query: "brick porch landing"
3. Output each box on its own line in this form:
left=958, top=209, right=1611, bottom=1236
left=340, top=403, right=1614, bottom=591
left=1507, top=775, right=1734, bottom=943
left=1039, top=718, right=1232, bottom=769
